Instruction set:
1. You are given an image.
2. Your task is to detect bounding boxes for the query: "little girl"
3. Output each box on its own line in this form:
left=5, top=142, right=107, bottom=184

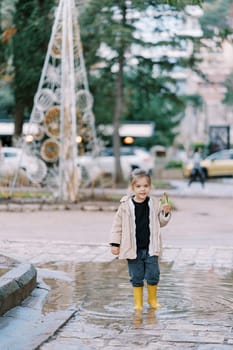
left=109, top=169, right=171, bottom=311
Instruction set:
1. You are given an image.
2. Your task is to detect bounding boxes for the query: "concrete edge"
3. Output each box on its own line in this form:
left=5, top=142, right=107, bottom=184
left=0, top=262, right=37, bottom=316
left=33, top=309, right=77, bottom=350
left=0, top=194, right=233, bottom=212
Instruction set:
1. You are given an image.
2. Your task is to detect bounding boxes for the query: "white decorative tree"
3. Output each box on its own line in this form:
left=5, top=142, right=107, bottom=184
left=11, top=0, right=96, bottom=202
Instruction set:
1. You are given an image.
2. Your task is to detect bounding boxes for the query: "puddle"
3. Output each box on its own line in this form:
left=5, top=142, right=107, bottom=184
left=0, top=255, right=18, bottom=277
left=0, top=267, right=10, bottom=277
left=39, top=259, right=233, bottom=329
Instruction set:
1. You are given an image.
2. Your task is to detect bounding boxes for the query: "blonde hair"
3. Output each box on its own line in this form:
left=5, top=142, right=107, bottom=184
left=130, top=169, right=151, bottom=187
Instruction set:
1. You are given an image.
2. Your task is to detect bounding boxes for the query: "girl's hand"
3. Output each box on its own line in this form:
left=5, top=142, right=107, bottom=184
left=161, top=203, right=171, bottom=214
left=111, top=246, right=120, bottom=256
left=160, top=192, right=171, bottom=214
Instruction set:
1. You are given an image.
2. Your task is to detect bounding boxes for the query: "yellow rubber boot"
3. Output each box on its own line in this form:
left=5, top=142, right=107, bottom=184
left=133, top=286, right=143, bottom=311
left=147, top=284, right=161, bottom=309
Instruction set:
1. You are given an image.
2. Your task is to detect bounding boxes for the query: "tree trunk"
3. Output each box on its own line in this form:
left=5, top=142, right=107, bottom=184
left=113, top=55, right=124, bottom=185
left=13, top=102, right=24, bottom=146
left=112, top=3, right=126, bottom=185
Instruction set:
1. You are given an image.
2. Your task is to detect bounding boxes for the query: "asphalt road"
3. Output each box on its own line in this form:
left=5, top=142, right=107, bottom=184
left=0, top=196, right=232, bottom=249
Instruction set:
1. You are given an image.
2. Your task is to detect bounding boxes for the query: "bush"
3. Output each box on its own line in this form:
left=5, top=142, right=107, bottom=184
left=165, top=160, right=183, bottom=169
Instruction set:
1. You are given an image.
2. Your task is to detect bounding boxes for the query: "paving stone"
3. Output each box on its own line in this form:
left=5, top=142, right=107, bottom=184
left=0, top=204, right=9, bottom=211
left=7, top=203, right=23, bottom=211
left=215, top=249, right=233, bottom=269
left=194, top=249, right=216, bottom=268
left=160, top=248, right=180, bottom=264
left=162, top=330, right=225, bottom=344
left=166, top=322, right=231, bottom=333
left=146, top=342, right=195, bottom=350
left=197, top=345, right=233, bottom=349
left=21, top=203, right=41, bottom=211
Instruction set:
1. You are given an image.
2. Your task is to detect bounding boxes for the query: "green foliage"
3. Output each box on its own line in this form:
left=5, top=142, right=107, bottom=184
left=154, top=0, right=203, bottom=5
left=4, top=0, right=229, bottom=145
left=80, top=0, right=204, bottom=148
left=165, top=159, right=183, bottom=169
left=124, top=65, right=189, bottom=146
left=200, top=0, right=233, bottom=39
left=12, top=0, right=56, bottom=112
left=151, top=179, right=175, bottom=190
left=0, top=40, right=4, bottom=74
left=223, top=73, right=233, bottom=106
left=0, top=83, right=14, bottom=110
left=190, top=141, right=206, bottom=151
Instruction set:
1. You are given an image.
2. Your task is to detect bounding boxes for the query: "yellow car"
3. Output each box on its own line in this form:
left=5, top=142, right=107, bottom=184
left=183, top=149, right=233, bottom=179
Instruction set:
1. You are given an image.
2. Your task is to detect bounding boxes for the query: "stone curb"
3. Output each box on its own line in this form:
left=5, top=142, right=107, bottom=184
left=0, top=190, right=233, bottom=212
left=0, top=202, right=119, bottom=212
left=0, top=260, right=37, bottom=316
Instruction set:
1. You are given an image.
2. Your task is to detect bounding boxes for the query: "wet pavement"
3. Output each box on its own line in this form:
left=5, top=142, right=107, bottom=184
left=38, top=260, right=233, bottom=350
left=0, top=240, right=233, bottom=349
left=0, top=183, right=233, bottom=349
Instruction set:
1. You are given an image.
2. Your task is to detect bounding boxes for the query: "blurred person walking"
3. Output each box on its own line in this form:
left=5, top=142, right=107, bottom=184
left=188, top=147, right=205, bottom=188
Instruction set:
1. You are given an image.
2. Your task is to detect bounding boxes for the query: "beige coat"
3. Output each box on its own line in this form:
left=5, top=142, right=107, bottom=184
left=109, top=195, right=171, bottom=259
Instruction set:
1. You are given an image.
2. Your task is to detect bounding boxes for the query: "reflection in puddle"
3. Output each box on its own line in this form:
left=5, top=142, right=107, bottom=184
left=0, top=268, right=10, bottom=277
left=0, top=255, right=18, bottom=277
left=39, top=259, right=233, bottom=330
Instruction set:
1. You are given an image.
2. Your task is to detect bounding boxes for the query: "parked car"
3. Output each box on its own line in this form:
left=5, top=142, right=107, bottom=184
left=0, top=147, right=47, bottom=183
left=77, top=146, right=154, bottom=184
left=183, top=149, right=233, bottom=179
left=101, top=146, right=154, bottom=172
left=77, top=150, right=132, bottom=184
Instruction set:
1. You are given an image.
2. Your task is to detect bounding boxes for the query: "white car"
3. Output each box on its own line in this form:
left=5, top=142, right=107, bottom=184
left=77, top=146, right=154, bottom=184
left=0, top=147, right=47, bottom=184
left=77, top=152, right=132, bottom=185
left=100, top=147, right=154, bottom=173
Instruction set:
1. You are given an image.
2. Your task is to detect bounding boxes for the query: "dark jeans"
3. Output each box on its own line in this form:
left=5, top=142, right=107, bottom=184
left=188, top=167, right=205, bottom=187
left=127, top=249, right=160, bottom=287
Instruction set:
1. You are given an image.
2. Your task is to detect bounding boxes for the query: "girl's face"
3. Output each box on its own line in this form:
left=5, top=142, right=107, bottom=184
left=131, top=176, right=151, bottom=202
